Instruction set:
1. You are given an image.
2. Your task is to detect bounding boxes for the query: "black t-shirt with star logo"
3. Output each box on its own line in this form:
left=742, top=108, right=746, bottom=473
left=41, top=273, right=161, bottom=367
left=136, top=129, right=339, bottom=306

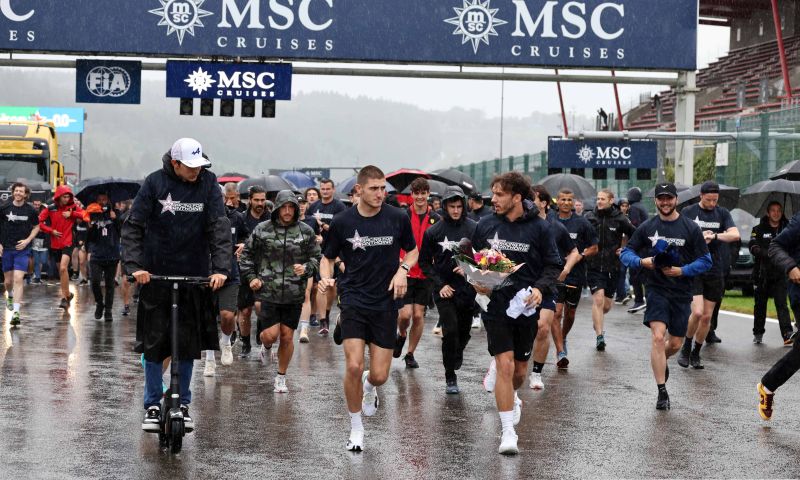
left=0, top=201, right=39, bottom=249
left=323, top=205, right=415, bottom=311
left=680, top=204, right=735, bottom=276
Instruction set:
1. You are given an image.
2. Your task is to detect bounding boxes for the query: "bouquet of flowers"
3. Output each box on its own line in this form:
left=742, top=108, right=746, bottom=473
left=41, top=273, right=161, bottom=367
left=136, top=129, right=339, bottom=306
left=452, top=238, right=524, bottom=291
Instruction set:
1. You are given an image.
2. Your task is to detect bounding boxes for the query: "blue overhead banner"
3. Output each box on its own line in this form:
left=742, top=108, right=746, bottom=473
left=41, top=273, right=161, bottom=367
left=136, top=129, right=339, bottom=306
left=76, top=59, right=142, bottom=104
left=548, top=138, right=657, bottom=169
left=0, top=0, right=697, bottom=70
left=0, top=106, right=85, bottom=134
left=166, top=61, right=292, bottom=99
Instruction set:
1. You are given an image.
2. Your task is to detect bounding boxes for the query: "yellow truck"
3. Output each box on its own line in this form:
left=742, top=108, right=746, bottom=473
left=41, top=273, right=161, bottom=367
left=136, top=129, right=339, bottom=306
left=0, top=120, right=66, bottom=201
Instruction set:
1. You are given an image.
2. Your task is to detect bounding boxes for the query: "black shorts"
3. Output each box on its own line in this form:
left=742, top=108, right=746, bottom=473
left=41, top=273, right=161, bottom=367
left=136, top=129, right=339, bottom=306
left=51, top=246, right=75, bottom=261
left=484, top=318, right=537, bottom=362
left=237, top=283, right=256, bottom=309
left=215, top=283, right=238, bottom=313
left=587, top=269, right=617, bottom=298
left=643, top=289, right=691, bottom=337
left=403, top=277, right=433, bottom=306
left=257, top=302, right=302, bottom=333
left=692, top=274, right=725, bottom=303
left=339, top=304, right=397, bottom=349
left=556, top=283, right=582, bottom=307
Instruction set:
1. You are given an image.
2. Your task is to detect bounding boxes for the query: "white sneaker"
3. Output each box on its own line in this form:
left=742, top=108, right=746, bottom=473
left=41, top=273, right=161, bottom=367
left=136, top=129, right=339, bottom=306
left=471, top=316, right=481, bottom=329
left=529, top=372, right=544, bottom=391
left=220, top=339, right=233, bottom=366
left=299, top=326, right=310, bottom=343
left=346, top=429, right=364, bottom=452
left=498, top=430, right=519, bottom=455
left=432, top=323, right=442, bottom=336
left=513, top=394, right=522, bottom=426
left=203, top=359, right=216, bottom=377
left=362, top=371, right=379, bottom=416
left=260, top=345, right=269, bottom=365
left=483, top=358, right=497, bottom=393
left=274, top=375, right=288, bottom=393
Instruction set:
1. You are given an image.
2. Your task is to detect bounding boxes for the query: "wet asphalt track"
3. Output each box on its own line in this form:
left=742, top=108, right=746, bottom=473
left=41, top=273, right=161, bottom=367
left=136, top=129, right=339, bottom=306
left=1, top=283, right=800, bottom=479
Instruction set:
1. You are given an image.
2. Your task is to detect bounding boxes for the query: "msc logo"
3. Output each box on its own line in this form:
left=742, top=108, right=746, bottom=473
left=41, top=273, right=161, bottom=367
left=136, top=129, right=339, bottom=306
left=0, top=0, right=34, bottom=22
left=445, top=0, right=507, bottom=54
left=86, top=66, right=132, bottom=98
left=576, top=144, right=632, bottom=164
left=150, top=0, right=213, bottom=45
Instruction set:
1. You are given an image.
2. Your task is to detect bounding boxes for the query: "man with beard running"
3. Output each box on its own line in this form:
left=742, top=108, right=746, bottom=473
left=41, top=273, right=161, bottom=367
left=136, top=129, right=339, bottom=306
left=583, top=189, right=635, bottom=351
left=319, top=166, right=417, bottom=452
left=621, top=183, right=711, bottom=410
left=419, top=185, right=477, bottom=393
left=474, top=172, right=560, bottom=455
left=677, top=181, right=739, bottom=369
left=0, top=182, right=40, bottom=325
left=240, top=190, right=319, bottom=393
left=39, top=185, right=85, bottom=309
left=238, top=185, right=270, bottom=356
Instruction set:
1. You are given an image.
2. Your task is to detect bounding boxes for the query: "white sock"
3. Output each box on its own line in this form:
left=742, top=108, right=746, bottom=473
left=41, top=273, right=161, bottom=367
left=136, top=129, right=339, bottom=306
left=300, top=320, right=309, bottom=329
left=220, top=333, right=231, bottom=345
left=206, top=350, right=215, bottom=361
left=13, top=303, right=20, bottom=312
left=762, top=384, right=773, bottom=394
left=499, top=411, right=515, bottom=433
left=363, top=376, right=375, bottom=393
left=350, top=411, right=363, bottom=431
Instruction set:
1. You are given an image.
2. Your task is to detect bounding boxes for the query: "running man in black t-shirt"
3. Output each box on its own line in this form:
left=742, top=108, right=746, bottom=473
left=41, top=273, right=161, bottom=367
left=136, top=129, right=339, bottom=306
left=0, top=182, right=39, bottom=326
left=319, top=166, right=417, bottom=453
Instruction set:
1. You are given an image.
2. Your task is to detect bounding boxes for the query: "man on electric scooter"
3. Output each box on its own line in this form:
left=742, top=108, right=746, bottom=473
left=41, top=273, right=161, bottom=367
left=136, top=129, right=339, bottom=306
left=122, top=138, right=231, bottom=434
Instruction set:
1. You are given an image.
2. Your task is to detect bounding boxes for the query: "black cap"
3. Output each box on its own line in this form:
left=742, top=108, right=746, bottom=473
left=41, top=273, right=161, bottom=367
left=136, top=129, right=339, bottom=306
left=700, top=180, right=720, bottom=194
left=468, top=191, right=483, bottom=201
left=654, top=182, right=678, bottom=198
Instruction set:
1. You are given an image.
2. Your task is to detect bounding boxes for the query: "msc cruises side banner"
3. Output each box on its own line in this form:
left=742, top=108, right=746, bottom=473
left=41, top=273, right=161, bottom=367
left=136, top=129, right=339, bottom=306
left=0, top=0, right=698, bottom=70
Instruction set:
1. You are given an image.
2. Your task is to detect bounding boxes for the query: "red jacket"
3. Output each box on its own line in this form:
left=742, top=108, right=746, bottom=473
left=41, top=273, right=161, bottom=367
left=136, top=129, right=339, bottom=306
left=39, top=185, right=85, bottom=250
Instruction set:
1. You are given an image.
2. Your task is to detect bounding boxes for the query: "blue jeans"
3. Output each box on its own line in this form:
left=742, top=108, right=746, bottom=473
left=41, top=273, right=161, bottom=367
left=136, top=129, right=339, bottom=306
left=144, top=359, right=193, bottom=409
left=32, top=249, right=48, bottom=280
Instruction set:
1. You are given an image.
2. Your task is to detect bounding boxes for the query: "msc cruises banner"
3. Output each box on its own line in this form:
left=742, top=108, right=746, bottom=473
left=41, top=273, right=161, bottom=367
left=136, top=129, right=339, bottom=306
left=166, top=61, right=292, bottom=99
left=0, top=0, right=698, bottom=70
left=548, top=138, right=657, bottom=169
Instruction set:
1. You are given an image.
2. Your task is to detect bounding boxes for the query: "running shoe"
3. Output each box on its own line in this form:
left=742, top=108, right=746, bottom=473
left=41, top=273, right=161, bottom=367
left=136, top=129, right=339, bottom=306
left=757, top=383, right=774, bottom=421
left=529, top=372, right=544, bottom=391
left=309, top=314, right=319, bottom=327
left=319, top=319, right=330, bottom=336
left=333, top=315, right=343, bottom=345
left=677, top=347, right=690, bottom=368
left=6, top=296, right=13, bottom=311
left=656, top=389, right=670, bottom=410
left=299, top=326, right=310, bottom=343
left=498, top=430, right=519, bottom=455
left=10, top=311, right=20, bottom=326
left=627, top=301, right=646, bottom=313
left=596, top=333, right=606, bottom=351
left=58, top=297, right=69, bottom=310
left=471, top=316, right=481, bottom=329
left=705, top=330, right=721, bottom=343
left=142, top=406, right=161, bottom=432
left=754, top=334, right=763, bottom=344
left=690, top=351, right=704, bottom=369
left=346, top=429, right=364, bottom=452
left=78, top=278, right=88, bottom=286
left=31, top=278, right=42, bottom=285
left=483, top=358, right=497, bottom=392
left=220, top=339, right=233, bottom=366
left=361, top=371, right=379, bottom=416
left=180, top=405, right=194, bottom=433
left=432, top=321, right=442, bottom=336
left=404, top=352, right=419, bottom=369
left=613, top=297, right=625, bottom=305
left=556, top=352, right=569, bottom=369
left=240, top=341, right=252, bottom=356
left=121, top=304, right=130, bottom=316
left=783, top=334, right=794, bottom=347
left=203, top=359, right=216, bottom=377
left=446, top=379, right=460, bottom=394
left=259, top=344, right=269, bottom=365
left=274, top=375, right=289, bottom=393
left=104, top=309, right=113, bottom=322
left=621, top=294, right=633, bottom=306
left=513, top=394, right=522, bottom=426
left=393, top=334, right=406, bottom=358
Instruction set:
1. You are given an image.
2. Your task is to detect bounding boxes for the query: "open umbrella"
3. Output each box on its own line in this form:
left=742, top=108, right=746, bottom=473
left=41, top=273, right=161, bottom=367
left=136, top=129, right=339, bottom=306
left=539, top=173, right=597, bottom=204
left=75, top=177, right=141, bottom=205
left=401, top=179, right=449, bottom=198
left=677, top=183, right=740, bottom=212
left=739, top=179, right=800, bottom=218
left=430, top=169, right=477, bottom=194
left=386, top=169, right=429, bottom=192
left=645, top=182, right=691, bottom=198
left=217, top=172, right=249, bottom=185
left=280, top=171, right=316, bottom=189
left=238, top=175, right=294, bottom=199
left=770, top=160, right=800, bottom=181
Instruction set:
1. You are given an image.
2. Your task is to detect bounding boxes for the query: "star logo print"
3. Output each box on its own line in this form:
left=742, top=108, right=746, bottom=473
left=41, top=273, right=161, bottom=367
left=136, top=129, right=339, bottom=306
left=438, top=236, right=459, bottom=252
left=693, top=216, right=702, bottom=227
left=488, top=233, right=503, bottom=250
left=648, top=230, right=664, bottom=247
left=159, top=193, right=181, bottom=215
left=347, top=230, right=366, bottom=251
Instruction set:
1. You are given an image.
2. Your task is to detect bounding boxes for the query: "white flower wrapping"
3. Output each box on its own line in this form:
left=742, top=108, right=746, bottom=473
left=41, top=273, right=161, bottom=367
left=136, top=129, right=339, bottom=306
left=455, top=258, right=525, bottom=290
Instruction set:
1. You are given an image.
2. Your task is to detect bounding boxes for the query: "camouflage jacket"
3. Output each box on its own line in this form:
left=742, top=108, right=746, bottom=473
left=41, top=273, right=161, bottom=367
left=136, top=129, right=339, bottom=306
left=239, top=219, right=320, bottom=305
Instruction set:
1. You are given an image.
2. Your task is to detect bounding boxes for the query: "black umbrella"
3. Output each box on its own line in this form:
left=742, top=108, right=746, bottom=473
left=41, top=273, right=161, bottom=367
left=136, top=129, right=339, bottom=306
left=739, top=179, right=800, bottom=218
left=238, top=175, right=294, bottom=199
left=430, top=169, right=477, bottom=194
left=75, top=177, right=141, bottom=205
left=677, top=184, right=740, bottom=212
left=401, top=179, right=449, bottom=198
left=645, top=182, right=691, bottom=198
left=539, top=173, right=597, bottom=204
left=770, top=160, right=800, bottom=181
left=386, top=169, right=429, bottom=192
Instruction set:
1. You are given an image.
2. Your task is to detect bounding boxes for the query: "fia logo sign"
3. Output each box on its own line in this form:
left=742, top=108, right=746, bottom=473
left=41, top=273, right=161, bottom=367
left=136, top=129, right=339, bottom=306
left=86, top=66, right=132, bottom=98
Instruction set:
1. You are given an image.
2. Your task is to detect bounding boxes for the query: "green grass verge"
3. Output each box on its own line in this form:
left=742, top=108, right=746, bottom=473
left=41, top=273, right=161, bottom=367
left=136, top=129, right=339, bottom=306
left=721, top=290, right=766, bottom=317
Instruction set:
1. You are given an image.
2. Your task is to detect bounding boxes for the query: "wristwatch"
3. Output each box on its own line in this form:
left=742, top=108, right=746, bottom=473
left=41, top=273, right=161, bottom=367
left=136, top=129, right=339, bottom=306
left=400, top=263, right=411, bottom=272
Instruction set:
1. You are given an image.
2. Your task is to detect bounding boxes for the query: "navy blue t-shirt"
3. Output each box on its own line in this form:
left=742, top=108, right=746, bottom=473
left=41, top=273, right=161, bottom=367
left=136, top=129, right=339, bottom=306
left=308, top=198, right=347, bottom=245
left=546, top=215, right=575, bottom=267
left=681, top=204, right=735, bottom=276
left=324, top=205, right=416, bottom=311
left=624, top=214, right=709, bottom=301
left=556, top=213, right=598, bottom=286
left=0, top=202, right=39, bottom=249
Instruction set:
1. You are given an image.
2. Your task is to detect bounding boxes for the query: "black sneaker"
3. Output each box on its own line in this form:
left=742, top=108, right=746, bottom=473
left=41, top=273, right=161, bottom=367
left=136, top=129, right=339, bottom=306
left=240, top=342, right=252, bottom=356
left=78, top=279, right=88, bottom=286
left=446, top=379, right=460, bottom=394
left=333, top=317, right=343, bottom=345
left=690, top=351, right=704, bottom=369
left=104, top=309, right=113, bottom=322
left=309, top=314, right=320, bottom=327
left=656, top=389, right=670, bottom=410
left=122, top=304, right=131, bottom=316
left=318, top=319, right=330, bottom=336
left=677, top=347, right=690, bottom=368
left=94, top=303, right=104, bottom=320
left=59, top=297, right=69, bottom=310
left=393, top=334, right=406, bottom=359
left=705, top=330, right=721, bottom=344
left=142, top=406, right=161, bottom=432
left=180, top=405, right=194, bottom=433
left=404, top=352, right=419, bottom=369
left=10, top=311, right=20, bottom=326
left=70, top=273, right=78, bottom=281
left=31, top=278, right=42, bottom=285
left=627, top=301, right=646, bottom=313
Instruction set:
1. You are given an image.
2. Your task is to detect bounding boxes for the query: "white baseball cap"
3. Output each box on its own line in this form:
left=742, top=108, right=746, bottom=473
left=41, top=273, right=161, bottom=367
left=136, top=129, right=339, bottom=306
left=171, top=138, right=210, bottom=168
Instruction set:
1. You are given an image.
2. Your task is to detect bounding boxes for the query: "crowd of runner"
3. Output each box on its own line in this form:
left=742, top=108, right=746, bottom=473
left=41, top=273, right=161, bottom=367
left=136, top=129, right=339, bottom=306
left=7, top=137, right=800, bottom=455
